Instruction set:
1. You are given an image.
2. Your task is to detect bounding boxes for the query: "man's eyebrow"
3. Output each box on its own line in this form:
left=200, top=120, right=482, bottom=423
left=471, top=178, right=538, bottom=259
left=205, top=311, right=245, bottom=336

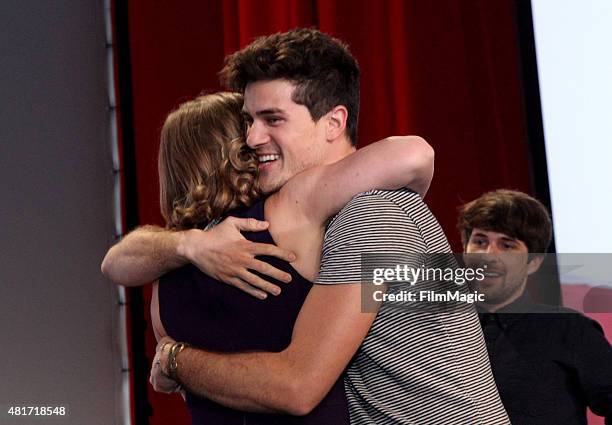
left=471, top=231, right=516, bottom=242
left=500, top=236, right=518, bottom=243
left=242, top=107, right=286, bottom=117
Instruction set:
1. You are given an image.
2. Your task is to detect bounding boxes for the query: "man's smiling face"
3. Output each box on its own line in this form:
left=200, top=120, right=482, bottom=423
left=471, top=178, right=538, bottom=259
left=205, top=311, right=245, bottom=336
left=243, top=79, right=329, bottom=194
left=464, top=228, right=541, bottom=310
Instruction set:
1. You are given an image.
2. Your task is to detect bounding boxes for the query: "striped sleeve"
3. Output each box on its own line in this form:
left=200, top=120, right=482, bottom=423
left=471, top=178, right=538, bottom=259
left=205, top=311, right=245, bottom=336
left=315, top=192, right=428, bottom=285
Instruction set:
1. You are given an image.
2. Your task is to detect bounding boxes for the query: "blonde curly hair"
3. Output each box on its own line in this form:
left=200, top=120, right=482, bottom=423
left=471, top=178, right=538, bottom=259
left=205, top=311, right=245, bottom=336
left=158, top=92, right=259, bottom=230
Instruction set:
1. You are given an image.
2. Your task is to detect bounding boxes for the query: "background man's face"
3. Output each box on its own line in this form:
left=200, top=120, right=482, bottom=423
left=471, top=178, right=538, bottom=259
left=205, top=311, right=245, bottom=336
left=243, top=79, right=328, bottom=194
left=463, top=228, right=532, bottom=307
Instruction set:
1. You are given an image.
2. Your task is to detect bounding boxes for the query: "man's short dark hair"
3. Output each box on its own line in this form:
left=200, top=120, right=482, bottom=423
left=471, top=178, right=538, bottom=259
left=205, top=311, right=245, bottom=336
left=219, top=28, right=360, bottom=145
left=457, top=189, right=552, bottom=253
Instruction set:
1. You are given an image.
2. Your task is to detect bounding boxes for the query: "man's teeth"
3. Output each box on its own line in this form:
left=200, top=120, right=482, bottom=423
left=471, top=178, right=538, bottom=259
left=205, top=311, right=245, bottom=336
left=259, top=154, right=280, bottom=163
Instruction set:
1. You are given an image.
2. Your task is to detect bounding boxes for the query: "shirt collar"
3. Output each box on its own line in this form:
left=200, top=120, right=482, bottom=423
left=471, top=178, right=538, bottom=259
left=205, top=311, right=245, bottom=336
left=478, top=291, right=535, bottom=327
left=496, top=290, right=534, bottom=314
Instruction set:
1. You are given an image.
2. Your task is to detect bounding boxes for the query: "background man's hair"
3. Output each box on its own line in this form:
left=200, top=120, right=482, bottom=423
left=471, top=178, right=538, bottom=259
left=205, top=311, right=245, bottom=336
left=457, top=189, right=552, bottom=253
left=219, top=28, right=360, bottom=145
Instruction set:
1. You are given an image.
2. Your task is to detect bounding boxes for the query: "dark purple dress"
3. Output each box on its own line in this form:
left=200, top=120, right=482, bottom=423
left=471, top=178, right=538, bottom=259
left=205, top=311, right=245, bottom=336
left=159, top=199, right=349, bottom=425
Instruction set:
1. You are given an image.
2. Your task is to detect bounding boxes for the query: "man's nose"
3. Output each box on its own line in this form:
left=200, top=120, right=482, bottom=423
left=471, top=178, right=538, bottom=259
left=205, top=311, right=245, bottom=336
left=246, top=120, right=267, bottom=149
left=482, top=245, right=503, bottom=263
left=485, top=244, right=500, bottom=254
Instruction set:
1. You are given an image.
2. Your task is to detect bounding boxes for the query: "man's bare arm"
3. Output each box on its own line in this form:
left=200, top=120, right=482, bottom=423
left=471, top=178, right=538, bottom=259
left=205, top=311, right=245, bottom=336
left=101, top=225, right=186, bottom=286
left=160, top=284, right=377, bottom=415
left=279, top=136, right=434, bottom=226
left=101, top=218, right=297, bottom=298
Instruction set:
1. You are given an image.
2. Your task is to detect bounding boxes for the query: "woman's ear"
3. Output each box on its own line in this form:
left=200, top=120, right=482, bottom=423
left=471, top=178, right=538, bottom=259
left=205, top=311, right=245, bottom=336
left=325, top=105, right=348, bottom=141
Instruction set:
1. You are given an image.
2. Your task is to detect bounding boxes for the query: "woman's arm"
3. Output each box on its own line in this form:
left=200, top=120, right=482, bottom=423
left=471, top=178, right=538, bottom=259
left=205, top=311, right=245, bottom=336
left=280, top=135, right=434, bottom=225
left=151, top=281, right=166, bottom=341
left=150, top=281, right=185, bottom=395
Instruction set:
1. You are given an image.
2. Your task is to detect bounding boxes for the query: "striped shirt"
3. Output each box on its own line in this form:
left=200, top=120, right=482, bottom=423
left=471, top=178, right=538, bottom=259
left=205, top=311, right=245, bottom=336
left=315, top=189, right=510, bottom=424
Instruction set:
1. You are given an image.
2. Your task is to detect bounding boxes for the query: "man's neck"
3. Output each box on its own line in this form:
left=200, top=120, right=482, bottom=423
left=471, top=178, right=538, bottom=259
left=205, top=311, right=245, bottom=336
left=322, top=138, right=356, bottom=165
left=480, top=287, right=529, bottom=313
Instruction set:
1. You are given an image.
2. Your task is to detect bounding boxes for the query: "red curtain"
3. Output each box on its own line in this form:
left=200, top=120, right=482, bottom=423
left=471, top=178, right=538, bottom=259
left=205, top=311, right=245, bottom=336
left=121, top=1, right=532, bottom=423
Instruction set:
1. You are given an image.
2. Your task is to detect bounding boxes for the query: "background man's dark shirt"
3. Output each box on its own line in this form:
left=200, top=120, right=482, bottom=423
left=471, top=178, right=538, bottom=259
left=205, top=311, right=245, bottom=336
left=479, top=292, right=612, bottom=425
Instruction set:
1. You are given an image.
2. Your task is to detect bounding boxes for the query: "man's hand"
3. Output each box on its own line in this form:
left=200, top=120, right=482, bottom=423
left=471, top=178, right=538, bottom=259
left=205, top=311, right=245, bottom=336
left=150, top=336, right=181, bottom=394
left=102, top=217, right=297, bottom=298
left=179, top=217, right=297, bottom=299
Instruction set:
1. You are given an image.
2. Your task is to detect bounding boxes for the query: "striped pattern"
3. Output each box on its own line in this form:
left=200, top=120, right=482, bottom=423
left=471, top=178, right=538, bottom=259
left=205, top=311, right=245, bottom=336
left=315, top=189, right=509, bottom=424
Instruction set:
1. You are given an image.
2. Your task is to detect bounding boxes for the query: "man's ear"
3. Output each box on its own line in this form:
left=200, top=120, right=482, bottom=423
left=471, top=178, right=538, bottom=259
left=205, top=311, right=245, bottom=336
left=325, top=105, right=348, bottom=141
left=527, top=254, right=545, bottom=276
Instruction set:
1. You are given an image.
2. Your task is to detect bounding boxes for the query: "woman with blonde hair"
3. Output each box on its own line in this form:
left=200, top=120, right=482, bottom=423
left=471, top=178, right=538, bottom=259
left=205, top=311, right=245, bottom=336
left=143, top=91, right=433, bottom=424
left=157, top=92, right=259, bottom=232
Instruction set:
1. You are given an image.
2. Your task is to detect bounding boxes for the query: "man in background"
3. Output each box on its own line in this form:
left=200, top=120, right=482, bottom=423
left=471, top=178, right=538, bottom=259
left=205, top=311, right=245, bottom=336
left=460, top=189, right=612, bottom=424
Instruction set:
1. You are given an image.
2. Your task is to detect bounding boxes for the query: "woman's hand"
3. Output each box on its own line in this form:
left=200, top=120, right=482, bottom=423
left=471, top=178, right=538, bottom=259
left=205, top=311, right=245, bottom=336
left=150, top=336, right=181, bottom=394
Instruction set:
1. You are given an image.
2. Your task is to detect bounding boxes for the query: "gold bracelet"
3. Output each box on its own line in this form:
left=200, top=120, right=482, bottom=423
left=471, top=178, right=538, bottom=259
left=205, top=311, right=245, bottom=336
left=166, top=342, right=189, bottom=381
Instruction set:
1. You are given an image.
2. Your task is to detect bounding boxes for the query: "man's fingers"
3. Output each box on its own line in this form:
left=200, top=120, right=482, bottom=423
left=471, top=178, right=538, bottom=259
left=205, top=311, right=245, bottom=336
left=248, top=258, right=293, bottom=283
left=229, top=217, right=269, bottom=232
left=237, top=270, right=283, bottom=296
left=249, top=242, right=297, bottom=262
left=227, top=277, right=269, bottom=300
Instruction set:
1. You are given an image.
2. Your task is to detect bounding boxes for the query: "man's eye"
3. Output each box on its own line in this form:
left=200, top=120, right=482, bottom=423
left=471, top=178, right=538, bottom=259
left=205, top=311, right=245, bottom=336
left=468, top=240, right=486, bottom=251
left=266, top=117, right=281, bottom=125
